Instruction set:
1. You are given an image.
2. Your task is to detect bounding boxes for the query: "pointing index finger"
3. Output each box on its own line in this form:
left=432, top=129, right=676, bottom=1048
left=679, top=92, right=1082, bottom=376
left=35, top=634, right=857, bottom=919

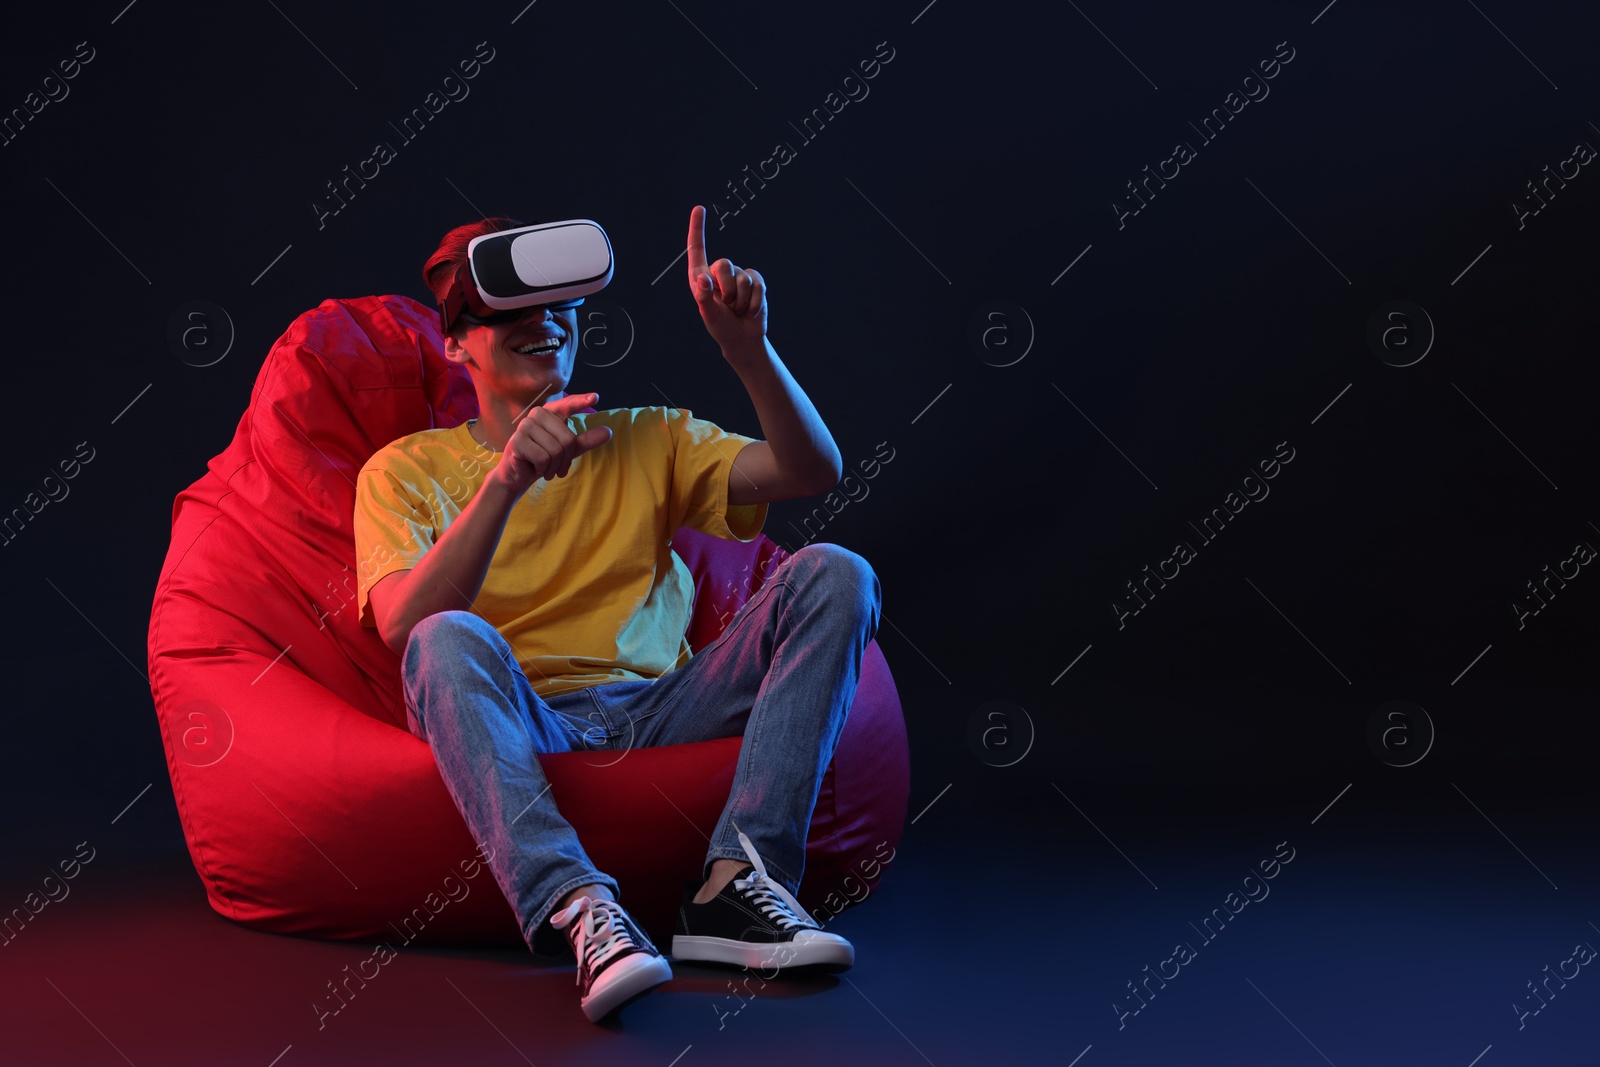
left=687, top=205, right=708, bottom=282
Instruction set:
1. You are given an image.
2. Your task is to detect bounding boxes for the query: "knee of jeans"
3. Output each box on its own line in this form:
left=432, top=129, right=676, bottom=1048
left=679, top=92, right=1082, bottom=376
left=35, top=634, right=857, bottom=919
left=402, top=610, right=499, bottom=683
left=791, top=542, right=880, bottom=621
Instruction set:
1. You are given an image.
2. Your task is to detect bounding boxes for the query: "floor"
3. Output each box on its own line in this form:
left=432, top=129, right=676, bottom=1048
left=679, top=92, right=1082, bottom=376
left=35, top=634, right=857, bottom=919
left=3, top=772, right=1594, bottom=1066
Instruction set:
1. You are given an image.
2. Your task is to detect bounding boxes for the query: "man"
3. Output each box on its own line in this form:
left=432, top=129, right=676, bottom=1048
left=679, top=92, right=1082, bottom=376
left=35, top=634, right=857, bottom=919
left=352, top=206, right=883, bottom=1022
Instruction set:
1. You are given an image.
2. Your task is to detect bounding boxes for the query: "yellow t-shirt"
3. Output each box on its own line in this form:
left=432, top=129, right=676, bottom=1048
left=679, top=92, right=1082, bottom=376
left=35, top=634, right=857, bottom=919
left=352, top=406, right=768, bottom=698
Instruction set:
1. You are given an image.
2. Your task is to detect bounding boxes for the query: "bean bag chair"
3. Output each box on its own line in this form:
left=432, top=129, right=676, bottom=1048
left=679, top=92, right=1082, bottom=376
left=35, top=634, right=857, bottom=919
left=147, top=293, right=909, bottom=947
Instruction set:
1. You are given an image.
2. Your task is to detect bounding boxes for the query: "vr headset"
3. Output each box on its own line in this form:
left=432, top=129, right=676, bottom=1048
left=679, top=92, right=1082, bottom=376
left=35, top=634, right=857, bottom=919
left=439, top=218, right=614, bottom=335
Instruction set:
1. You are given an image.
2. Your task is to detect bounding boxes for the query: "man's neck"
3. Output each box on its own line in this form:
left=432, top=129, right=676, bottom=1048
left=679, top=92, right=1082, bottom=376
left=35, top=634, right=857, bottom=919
left=471, top=390, right=567, bottom=453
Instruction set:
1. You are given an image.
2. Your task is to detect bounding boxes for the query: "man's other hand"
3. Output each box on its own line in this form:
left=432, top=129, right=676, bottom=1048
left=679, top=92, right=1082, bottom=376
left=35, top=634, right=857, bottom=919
left=687, top=204, right=768, bottom=356
left=491, top=392, right=614, bottom=498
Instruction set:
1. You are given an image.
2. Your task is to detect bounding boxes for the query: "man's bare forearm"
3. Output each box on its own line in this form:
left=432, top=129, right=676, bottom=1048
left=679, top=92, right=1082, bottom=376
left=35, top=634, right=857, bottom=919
left=381, top=476, right=519, bottom=654
left=727, top=336, right=842, bottom=491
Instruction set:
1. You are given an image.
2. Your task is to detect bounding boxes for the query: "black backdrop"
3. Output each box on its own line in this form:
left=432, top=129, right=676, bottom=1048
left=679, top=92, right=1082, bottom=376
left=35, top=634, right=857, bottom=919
left=3, top=1, right=1595, bottom=859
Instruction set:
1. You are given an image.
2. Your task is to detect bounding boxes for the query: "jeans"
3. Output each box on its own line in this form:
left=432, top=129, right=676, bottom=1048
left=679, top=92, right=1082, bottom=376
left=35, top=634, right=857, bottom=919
left=400, top=541, right=882, bottom=957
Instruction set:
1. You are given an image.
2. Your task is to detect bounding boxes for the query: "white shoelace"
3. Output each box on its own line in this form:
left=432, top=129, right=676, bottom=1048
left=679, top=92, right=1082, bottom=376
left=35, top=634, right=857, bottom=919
left=730, top=828, right=821, bottom=932
left=550, top=897, right=642, bottom=983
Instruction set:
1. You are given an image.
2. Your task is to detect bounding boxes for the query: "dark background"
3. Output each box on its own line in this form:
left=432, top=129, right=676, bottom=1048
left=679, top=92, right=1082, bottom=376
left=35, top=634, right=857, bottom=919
left=2, top=1, right=1595, bottom=1064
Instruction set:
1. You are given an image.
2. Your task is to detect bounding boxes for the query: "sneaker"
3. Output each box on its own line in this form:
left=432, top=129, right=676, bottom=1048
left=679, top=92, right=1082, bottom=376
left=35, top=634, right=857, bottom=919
left=549, top=895, right=673, bottom=1021
left=671, top=830, right=855, bottom=970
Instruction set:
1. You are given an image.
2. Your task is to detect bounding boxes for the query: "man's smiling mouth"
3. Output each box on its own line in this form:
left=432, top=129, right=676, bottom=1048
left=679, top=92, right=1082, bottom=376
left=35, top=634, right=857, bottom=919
left=512, top=336, right=563, bottom=355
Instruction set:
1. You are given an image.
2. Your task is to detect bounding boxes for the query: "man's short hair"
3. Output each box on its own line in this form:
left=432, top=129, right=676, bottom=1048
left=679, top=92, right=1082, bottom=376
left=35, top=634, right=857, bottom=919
left=422, top=216, right=528, bottom=337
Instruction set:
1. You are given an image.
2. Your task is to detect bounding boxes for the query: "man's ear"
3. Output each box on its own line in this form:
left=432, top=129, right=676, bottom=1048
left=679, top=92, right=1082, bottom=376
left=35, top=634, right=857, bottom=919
left=442, top=330, right=469, bottom=365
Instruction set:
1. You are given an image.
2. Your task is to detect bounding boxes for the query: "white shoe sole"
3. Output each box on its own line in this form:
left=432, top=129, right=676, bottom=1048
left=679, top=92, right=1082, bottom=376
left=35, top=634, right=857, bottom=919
left=581, top=953, right=673, bottom=1022
left=670, top=932, right=855, bottom=970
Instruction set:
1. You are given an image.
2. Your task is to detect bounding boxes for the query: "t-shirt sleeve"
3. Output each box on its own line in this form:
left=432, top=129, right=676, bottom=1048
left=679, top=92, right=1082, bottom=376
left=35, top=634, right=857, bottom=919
left=352, top=456, right=437, bottom=629
left=665, top=408, right=768, bottom=543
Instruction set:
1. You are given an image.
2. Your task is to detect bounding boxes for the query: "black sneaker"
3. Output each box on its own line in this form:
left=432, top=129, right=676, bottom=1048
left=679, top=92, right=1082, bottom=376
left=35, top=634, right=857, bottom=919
left=671, top=831, right=854, bottom=970
left=549, top=895, right=673, bottom=1022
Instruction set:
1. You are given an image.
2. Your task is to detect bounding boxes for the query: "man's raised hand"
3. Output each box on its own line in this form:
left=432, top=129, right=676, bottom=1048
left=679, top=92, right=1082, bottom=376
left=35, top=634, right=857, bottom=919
left=490, top=392, right=613, bottom=498
left=687, top=204, right=767, bottom=353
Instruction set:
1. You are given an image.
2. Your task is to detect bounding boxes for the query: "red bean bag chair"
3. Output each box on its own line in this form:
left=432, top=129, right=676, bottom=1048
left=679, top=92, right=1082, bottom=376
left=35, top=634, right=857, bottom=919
left=147, top=293, right=909, bottom=947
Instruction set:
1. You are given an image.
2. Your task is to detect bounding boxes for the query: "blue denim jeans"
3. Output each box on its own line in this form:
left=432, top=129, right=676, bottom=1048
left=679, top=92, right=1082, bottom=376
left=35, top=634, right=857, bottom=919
left=400, top=542, right=882, bottom=956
